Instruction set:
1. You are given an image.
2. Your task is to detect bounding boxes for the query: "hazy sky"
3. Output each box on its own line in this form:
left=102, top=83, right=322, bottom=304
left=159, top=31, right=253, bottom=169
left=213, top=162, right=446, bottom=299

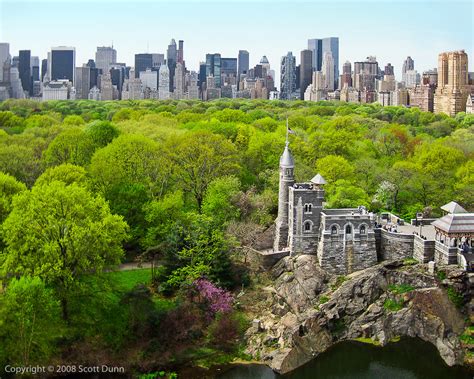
left=1, top=0, right=473, bottom=85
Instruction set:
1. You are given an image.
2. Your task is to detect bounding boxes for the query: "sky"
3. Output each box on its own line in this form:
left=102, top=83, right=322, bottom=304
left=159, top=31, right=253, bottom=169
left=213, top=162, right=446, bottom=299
left=0, top=0, right=473, bottom=86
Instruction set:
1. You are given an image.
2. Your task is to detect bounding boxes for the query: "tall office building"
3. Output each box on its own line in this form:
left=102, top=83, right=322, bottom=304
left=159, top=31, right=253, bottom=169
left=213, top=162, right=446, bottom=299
left=75, top=66, right=91, bottom=99
left=50, top=46, right=76, bottom=84
left=221, top=57, right=237, bottom=85
left=178, top=40, right=184, bottom=64
left=206, top=53, right=222, bottom=87
left=402, top=56, right=414, bottom=83
left=95, top=46, right=117, bottom=73
left=384, top=63, right=394, bottom=76
left=308, top=37, right=339, bottom=88
left=86, top=59, right=99, bottom=89
left=308, top=39, right=322, bottom=71
left=198, top=62, right=207, bottom=90
left=134, top=53, right=153, bottom=78
left=238, top=50, right=249, bottom=89
left=280, top=52, right=296, bottom=100
left=140, top=68, right=158, bottom=91
left=300, top=49, right=313, bottom=99
left=434, top=50, right=470, bottom=116
left=18, top=50, right=31, bottom=95
left=30, top=56, right=39, bottom=82
left=41, top=59, right=47, bottom=81
left=174, top=62, right=185, bottom=99
left=322, top=52, right=335, bottom=91
left=151, top=53, right=165, bottom=67
left=167, top=39, right=177, bottom=91
left=110, top=64, right=126, bottom=95
left=0, top=43, right=10, bottom=82
left=158, top=63, right=170, bottom=99
left=340, top=61, right=352, bottom=88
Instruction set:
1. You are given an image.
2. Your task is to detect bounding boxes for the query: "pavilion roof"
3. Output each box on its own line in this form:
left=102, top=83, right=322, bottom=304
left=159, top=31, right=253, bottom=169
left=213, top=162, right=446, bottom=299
left=440, top=201, right=467, bottom=214
left=310, top=173, right=327, bottom=185
left=432, top=213, right=474, bottom=235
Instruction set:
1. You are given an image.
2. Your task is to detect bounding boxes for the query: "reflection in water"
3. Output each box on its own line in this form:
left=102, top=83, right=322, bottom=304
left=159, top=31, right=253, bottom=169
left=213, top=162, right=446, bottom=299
left=218, top=338, right=473, bottom=379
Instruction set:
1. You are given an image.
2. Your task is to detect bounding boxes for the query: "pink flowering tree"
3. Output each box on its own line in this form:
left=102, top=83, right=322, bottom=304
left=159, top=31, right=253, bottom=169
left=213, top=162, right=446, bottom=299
left=192, top=278, right=234, bottom=317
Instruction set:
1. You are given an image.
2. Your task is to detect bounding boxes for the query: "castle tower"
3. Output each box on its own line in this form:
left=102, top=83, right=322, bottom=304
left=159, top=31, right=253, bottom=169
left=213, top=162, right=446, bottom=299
left=274, top=142, right=295, bottom=251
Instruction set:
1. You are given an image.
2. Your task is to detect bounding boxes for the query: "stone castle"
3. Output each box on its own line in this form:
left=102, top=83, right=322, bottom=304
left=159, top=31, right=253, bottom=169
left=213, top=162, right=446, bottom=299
left=268, top=140, right=474, bottom=274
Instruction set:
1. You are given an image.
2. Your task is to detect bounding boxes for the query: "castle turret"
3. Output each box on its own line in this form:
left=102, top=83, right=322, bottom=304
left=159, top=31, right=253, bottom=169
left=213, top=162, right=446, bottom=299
left=274, top=142, right=295, bottom=251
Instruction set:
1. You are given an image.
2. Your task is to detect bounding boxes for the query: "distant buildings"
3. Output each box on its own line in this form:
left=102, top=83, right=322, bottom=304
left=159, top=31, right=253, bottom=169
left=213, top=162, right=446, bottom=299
left=299, top=50, right=312, bottom=99
left=95, top=46, right=117, bottom=73
left=434, top=50, right=470, bottom=116
left=280, top=52, right=296, bottom=100
left=50, top=46, right=75, bottom=85
left=308, top=37, right=339, bottom=89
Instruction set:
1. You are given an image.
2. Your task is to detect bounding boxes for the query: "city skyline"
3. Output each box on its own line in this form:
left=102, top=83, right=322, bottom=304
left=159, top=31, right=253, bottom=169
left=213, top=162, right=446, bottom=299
left=1, top=0, right=473, bottom=85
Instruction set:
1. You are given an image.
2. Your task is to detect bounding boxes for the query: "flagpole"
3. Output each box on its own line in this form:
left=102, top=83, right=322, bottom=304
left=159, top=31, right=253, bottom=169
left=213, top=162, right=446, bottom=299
left=286, top=117, right=289, bottom=147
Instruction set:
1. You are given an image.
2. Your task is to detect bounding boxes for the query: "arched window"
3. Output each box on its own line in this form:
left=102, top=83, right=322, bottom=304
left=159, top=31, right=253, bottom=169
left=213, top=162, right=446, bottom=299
left=360, top=225, right=366, bottom=234
left=304, top=203, right=313, bottom=214
left=304, top=221, right=312, bottom=232
left=345, top=225, right=352, bottom=234
left=304, top=204, right=308, bottom=213
left=331, top=225, right=338, bottom=235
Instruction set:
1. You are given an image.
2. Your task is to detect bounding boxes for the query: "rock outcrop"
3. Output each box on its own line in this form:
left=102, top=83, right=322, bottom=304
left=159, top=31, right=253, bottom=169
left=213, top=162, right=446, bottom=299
left=245, top=255, right=470, bottom=374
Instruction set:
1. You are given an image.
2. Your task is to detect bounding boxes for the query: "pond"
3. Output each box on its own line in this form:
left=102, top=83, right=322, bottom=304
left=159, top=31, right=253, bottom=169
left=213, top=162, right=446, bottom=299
left=217, top=338, right=473, bottom=379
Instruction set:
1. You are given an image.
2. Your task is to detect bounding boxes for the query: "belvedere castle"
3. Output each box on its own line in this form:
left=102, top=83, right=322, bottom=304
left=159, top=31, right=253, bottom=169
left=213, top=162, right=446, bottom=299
left=263, top=139, right=474, bottom=274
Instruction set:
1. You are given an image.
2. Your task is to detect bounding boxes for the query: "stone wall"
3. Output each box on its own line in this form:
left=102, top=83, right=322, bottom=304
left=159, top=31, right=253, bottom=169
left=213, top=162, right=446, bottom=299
left=413, top=235, right=435, bottom=263
left=376, top=229, right=414, bottom=261
left=434, top=241, right=459, bottom=265
left=246, top=247, right=290, bottom=271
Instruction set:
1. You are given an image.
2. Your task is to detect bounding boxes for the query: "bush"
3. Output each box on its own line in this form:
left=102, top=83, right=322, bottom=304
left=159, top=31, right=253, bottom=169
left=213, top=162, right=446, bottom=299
left=383, top=298, right=404, bottom=311
left=446, top=286, right=464, bottom=308
left=388, top=284, right=415, bottom=294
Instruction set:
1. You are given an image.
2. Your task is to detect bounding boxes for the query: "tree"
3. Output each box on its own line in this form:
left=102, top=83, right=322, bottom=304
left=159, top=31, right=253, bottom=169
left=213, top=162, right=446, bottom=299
left=314, top=155, right=355, bottom=184
left=327, top=179, right=370, bottom=208
left=0, top=276, right=62, bottom=366
left=85, top=120, right=120, bottom=148
left=89, top=134, right=169, bottom=198
left=43, top=127, right=95, bottom=167
left=35, top=163, right=88, bottom=187
left=202, top=176, right=241, bottom=226
left=0, top=144, right=42, bottom=186
left=1, top=182, right=128, bottom=321
left=0, top=171, right=26, bottom=224
left=168, top=131, right=240, bottom=210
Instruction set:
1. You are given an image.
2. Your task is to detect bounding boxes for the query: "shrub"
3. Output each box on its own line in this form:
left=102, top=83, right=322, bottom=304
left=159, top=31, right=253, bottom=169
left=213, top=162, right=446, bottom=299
left=447, top=286, right=464, bottom=308
left=319, top=295, right=330, bottom=304
left=388, top=284, right=415, bottom=294
left=383, top=298, right=404, bottom=312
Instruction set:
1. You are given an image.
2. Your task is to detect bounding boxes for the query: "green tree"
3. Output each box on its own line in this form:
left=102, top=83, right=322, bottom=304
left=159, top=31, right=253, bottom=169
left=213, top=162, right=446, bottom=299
left=0, top=144, right=42, bottom=187
left=202, top=176, right=241, bottom=226
left=327, top=179, right=370, bottom=208
left=43, top=127, right=95, bottom=167
left=1, top=182, right=128, bottom=320
left=314, top=155, right=355, bottom=184
left=85, top=120, right=120, bottom=148
left=0, top=171, right=27, bottom=223
left=0, top=276, right=62, bottom=366
left=168, top=131, right=240, bottom=210
left=35, top=163, right=88, bottom=187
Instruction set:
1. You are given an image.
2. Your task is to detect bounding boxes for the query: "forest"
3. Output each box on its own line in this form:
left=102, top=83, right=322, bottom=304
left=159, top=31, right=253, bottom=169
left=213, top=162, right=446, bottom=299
left=0, top=98, right=472, bottom=376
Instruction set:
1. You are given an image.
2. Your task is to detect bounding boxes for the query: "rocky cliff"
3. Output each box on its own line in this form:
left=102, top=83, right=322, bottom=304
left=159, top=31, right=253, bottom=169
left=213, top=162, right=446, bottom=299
left=244, top=255, right=472, bottom=374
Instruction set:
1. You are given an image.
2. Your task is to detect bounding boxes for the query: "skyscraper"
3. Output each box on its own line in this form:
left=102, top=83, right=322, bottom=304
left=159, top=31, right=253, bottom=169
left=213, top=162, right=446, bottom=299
left=384, top=63, right=394, bottom=76
left=167, top=39, right=177, bottom=91
left=434, top=50, right=470, bottom=116
left=95, top=46, right=117, bottom=73
left=206, top=53, right=222, bottom=87
left=322, top=37, right=339, bottom=89
left=322, top=52, right=335, bottom=91
left=238, top=50, right=249, bottom=89
left=280, top=52, right=296, bottom=100
left=0, top=43, right=10, bottom=82
left=158, top=63, right=170, bottom=99
left=300, top=49, right=313, bottom=99
left=308, top=37, right=339, bottom=88
left=134, top=53, right=153, bottom=78
left=174, top=62, right=185, bottom=99
left=41, top=58, right=47, bottom=81
left=221, top=57, right=237, bottom=85
left=340, top=61, right=352, bottom=88
left=19, top=50, right=31, bottom=95
left=178, top=40, right=184, bottom=64
left=75, top=66, right=91, bottom=99
left=308, top=39, right=322, bottom=71
left=50, top=46, right=75, bottom=84
left=402, top=56, right=414, bottom=83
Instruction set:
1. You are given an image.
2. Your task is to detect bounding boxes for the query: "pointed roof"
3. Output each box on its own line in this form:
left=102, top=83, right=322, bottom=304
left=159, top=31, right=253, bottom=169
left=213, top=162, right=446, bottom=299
left=260, top=56, right=269, bottom=64
left=432, top=213, right=474, bottom=234
left=441, top=201, right=467, bottom=214
left=310, top=173, right=327, bottom=185
left=280, top=145, right=294, bottom=167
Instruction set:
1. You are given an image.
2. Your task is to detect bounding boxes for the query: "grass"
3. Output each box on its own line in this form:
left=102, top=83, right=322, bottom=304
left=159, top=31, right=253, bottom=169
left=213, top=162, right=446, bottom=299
left=446, top=286, right=464, bottom=308
left=105, top=268, right=152, bottom=291
left=331, top=276, right=347, bottom=291
left=436, top=270, right=447, bottom=281
left=403, top=258, right=418, bottom=266
left=388, top=284, right=415, bottom=295
left=319, top=295, right=330, bottom=304
left=383, top=298, right=404, bottom=312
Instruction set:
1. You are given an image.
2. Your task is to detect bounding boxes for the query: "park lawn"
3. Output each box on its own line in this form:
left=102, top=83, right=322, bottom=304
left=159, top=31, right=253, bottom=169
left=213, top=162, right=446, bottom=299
left=105, top=268, right=152, bottom=291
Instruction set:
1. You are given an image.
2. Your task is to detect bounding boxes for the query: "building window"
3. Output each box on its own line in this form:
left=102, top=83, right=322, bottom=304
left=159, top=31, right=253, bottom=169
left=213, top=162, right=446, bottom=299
left=304, top=203, right=313, bottom=213
left=304, top=221, right=312, bottom=232
left=345, top=225, right=352, bottom=234
left=360, top=225, right=366, bottom=234
left=331, top=225, right=338, bottom=235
